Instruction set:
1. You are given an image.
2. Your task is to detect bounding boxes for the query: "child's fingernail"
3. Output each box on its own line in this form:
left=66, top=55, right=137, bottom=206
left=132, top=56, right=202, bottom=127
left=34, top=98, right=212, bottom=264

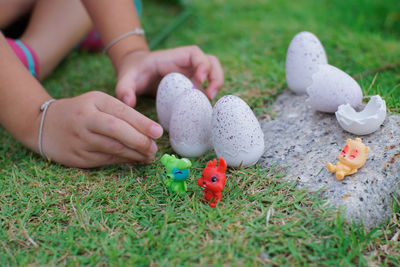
left=145, top=156, right=154, bottom=163
left=150, top=141, right=158, bottom=154
left=200, top=73, right=207, bottom=83
left=150, top=124, right=163, bottom=138
left=209, top=90, right=217, bottom=99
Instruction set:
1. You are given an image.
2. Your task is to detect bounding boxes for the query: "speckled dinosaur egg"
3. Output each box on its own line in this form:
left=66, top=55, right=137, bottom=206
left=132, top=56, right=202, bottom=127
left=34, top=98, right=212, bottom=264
left=156, top=72, right=194, bottom=132
left=286, top=31, right=328, bottom=94
left=169, top=89, right=213, bottom=157
left=307, top=64, right=363, bottom=113
left=212, top=95, right=265, bottom=168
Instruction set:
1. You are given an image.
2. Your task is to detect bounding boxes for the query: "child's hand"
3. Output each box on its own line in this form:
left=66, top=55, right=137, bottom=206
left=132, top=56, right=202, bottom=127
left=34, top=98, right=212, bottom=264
left=42, top=91, right=163, bottom=168
left=114, top=46, right=224, bottom=107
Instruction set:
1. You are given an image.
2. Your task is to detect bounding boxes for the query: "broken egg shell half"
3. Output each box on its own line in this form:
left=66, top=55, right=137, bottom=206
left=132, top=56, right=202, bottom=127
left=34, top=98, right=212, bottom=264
left=335, top=95, right=386, bottom=135
left=285, top=31, right=328, bottom=95
left=212, top=95, right=265, bottom=168
left=156, top=72, right=194, bottom=132
left=306, top=64, right=363, bottom=113
left=169, top=89, right=213, bottom=158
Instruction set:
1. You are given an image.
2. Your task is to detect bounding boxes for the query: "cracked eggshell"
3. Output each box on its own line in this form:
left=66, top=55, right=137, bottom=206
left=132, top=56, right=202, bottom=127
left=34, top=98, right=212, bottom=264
left=156, top=72, right=193, bottom=132
left=169, top=89, right=213, bottom=157
left=307, top=64, right=363, bottom=113
left=336, top=95, right=386, bottom=135
left=286, top=31, right=328, bottom=94
left=212, top=95, right=265, bottom=168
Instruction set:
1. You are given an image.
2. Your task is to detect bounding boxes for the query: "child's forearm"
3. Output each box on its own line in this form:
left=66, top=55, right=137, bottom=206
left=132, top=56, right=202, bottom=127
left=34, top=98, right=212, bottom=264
left=0, top=34, right=51, bottom=152
left=81, top=0, right=149, bottom=69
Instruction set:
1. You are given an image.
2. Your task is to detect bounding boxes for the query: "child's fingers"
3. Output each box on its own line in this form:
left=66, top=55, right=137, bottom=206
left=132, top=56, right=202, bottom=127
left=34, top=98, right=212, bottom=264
left=172, top=46, right=222, bottom=97
left=96, top=94, right=163, bottom=139
left=82, top=151, right=149, bottom=167
left=183, top=46, right=211, bottom=84
left=88, top=112, right=157, bottom=156
left=87, top=132, right=154, bottom=162
left=205, top=55, right=224, bottom=99
left=191, top=79, right=203, bottom=91
left=115, top=73, right=138, bottom=107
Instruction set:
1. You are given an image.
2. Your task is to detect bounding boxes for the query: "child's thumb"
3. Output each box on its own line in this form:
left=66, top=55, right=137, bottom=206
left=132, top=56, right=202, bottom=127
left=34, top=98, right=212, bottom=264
left=116, top=77, right=137, bottom=107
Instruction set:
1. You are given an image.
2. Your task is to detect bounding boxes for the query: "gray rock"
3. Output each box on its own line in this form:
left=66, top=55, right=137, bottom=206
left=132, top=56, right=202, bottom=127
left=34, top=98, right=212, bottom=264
left=260, top=91, right=400, bottom=228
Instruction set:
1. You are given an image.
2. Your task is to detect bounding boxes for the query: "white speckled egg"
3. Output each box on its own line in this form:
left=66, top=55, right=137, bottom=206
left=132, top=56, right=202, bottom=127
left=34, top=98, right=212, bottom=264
left=286, top=31, right=328, bottom=94
left=156, top=72, right=194, bottom=132
left=212, top=95, right=265, bottom=168
left=169, top=89, right=213, bottom=157
left=307, top=64, right=363, bottom=113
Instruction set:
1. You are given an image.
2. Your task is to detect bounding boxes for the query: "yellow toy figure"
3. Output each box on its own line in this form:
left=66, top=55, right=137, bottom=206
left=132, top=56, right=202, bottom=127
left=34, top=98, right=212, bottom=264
left=326, top=138, right=370, bottom=180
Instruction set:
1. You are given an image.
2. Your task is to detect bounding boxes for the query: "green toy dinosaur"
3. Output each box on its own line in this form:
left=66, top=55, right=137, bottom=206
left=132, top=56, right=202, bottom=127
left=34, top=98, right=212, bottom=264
left=161, top=154, right=192, bottom=194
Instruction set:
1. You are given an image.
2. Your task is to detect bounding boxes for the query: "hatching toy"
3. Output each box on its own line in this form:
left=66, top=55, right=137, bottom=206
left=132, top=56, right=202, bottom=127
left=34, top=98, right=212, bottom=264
left=197, top=157, right=227, bottom=207
left=326, top=138, right=370, bottom=180
left=161, top=154, right=192, bottom=194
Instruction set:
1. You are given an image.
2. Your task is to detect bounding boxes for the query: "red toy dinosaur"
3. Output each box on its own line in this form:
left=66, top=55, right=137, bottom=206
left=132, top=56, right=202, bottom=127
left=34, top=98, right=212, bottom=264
left=197, top=157, right=227, bottom=208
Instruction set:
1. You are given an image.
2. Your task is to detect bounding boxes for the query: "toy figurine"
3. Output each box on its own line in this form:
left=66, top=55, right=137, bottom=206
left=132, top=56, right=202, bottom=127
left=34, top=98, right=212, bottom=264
left=326, top=138, right=370, bottom=180
left=197, top=157, right=227, bottom=208
left=161, top=154, right=192, bottom=194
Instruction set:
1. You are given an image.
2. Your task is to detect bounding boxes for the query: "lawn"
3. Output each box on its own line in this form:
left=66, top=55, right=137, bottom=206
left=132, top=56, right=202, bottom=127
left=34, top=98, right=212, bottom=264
left=1, top=0, right=400, bottom=265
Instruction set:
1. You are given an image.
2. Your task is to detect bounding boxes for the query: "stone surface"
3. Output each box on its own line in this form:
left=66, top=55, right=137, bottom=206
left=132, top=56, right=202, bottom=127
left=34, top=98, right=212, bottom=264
left=259, top=91, right=400, bottom=228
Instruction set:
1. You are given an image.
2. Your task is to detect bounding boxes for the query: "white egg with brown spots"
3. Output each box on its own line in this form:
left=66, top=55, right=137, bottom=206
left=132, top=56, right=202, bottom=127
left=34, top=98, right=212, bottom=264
left=156, top=72, right=194, bottom=132
left=169, top=89, right=213, bottom=157
left=286, top=31, right=328, bottom=94
left=307, top=64, right=363, bottom=113
left=212, top=95, right=265, bottom=167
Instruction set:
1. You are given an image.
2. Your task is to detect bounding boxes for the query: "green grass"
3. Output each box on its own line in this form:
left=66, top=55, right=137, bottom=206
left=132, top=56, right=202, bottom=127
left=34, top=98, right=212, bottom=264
left=1, top=0, right=400, bottom=265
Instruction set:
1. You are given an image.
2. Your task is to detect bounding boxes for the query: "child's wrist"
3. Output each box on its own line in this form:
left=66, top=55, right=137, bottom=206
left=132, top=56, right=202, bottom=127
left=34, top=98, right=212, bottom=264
left=12, top=97, right=51, bottom=154
left=107, top=34, right=149, bottom=70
